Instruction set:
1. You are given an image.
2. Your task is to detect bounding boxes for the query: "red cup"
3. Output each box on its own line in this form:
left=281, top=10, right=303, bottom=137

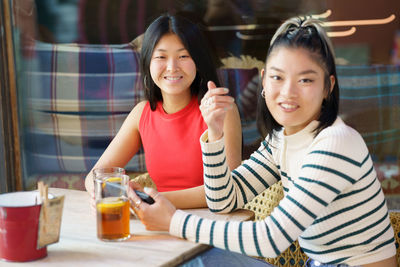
left=0, top=191, right=47, bottom=262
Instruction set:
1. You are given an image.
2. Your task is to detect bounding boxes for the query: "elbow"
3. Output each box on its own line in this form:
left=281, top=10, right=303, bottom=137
left=206, top=197, right=236, bottom=214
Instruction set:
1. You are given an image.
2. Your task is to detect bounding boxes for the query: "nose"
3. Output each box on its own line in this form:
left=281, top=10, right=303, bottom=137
left=280, top=79, right=297, bottom=97
left=166, top=58, right=179, bottom=72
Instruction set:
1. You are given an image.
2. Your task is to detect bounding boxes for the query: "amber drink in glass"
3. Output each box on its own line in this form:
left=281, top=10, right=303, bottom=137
left=94, top=169, right=130, bottom=241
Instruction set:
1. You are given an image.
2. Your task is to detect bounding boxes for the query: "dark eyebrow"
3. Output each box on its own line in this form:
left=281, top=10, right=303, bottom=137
left=269, top=66, right=284, bottom=73
left=269, top=66, right=318, bottom=75
left=154, top=48, right=187, bottom=52
left=299, top=70, right=318, bottom=75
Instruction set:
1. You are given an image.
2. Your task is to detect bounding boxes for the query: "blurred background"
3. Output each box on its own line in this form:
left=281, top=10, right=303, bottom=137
left=0, top=1, right=399, bottom=209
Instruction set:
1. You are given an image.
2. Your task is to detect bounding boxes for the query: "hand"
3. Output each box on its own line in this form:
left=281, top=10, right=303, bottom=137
left=128, top=180, right=145, bottom=192
left=85, top=174, right=96, bottom=214
left=127, top=185, right=176, bottom=231
left=200, top=81, right=234, bottom=142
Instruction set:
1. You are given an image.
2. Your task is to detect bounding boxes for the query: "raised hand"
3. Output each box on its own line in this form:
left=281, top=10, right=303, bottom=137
left=200, top=81, right=234, bottom=142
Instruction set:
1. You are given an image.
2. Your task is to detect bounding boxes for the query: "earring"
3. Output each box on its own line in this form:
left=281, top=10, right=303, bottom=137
left=143, top=75, right=150, bottom=89
left=261, top=89, right=266, bottom=98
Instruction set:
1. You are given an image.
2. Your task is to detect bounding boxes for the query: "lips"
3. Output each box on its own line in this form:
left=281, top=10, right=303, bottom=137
left=164, top=76, right=182, bottom=81
left=279, top=102, right=299, bottom=111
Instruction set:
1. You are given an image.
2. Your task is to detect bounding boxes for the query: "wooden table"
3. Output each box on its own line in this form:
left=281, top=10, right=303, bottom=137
left=2, top=188, right=253, bottom=266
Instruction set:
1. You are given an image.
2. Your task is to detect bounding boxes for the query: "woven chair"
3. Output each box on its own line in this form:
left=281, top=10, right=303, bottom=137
left=244, top=181, right=400, bottom=267
left=244, top=181, right=308, bottom=266
left=129, top=172, right=157, bottom=190
left=129, top=173, right=400, bottom=266
left=389, top=212, right=400, bottom=267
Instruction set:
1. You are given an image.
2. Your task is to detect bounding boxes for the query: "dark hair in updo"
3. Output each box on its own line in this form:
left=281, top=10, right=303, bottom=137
left=257, top=16, right=339, bottom=138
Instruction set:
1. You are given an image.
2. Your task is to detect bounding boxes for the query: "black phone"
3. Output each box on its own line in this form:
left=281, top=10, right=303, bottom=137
left=134, top=190, right=155, bottom=204
left=102, top=181, right=155, bottom=205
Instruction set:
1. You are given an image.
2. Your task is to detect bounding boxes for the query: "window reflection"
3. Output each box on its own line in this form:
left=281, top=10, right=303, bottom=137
left=4, top=0, right=400, bottom=209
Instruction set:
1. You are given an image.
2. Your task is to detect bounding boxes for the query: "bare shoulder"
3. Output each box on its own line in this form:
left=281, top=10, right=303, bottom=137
left=132, top=100, right=148, bottom=114
left=123, top=100, right=148, bottom=129
left=129, top=101, right=148, bottom=119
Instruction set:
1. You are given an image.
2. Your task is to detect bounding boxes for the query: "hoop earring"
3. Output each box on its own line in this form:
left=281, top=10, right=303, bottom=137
left=143, top=75, right=150, bottom=89
left=261, top=89, right=266, bottom=98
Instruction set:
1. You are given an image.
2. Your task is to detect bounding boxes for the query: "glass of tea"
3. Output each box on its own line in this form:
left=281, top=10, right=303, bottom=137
left=94, top=168, right=130, bottom=241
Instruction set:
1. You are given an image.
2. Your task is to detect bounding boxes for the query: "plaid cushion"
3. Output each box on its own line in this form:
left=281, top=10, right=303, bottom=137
left=26, top=42, right=143, bottom=112
left=336, top=65, right=400, bottom=196
left=24, top=42, right=146, bottom=175
left=337, top=64, right=400, bottom=161
left=22, top=41, right=400, bottom=195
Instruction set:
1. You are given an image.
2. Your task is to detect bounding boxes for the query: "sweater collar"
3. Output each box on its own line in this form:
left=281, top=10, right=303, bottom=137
left=280, top=120, right=319, bottom=149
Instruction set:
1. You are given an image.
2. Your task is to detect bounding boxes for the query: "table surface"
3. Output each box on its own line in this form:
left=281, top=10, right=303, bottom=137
left=2, top=188, right=254, bottom=267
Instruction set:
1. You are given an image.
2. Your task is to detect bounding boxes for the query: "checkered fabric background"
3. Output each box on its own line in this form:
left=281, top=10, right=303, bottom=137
left=21, top=42, right=400, bottom=193
left=337, top=65, right=400, bottom=197
left=23, top=42, right=146, bottom=177
left=337, top=65, right=400, bottom=160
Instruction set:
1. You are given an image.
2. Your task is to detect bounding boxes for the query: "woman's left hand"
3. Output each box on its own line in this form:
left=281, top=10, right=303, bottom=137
left=127, top=183, right=176, bottom=231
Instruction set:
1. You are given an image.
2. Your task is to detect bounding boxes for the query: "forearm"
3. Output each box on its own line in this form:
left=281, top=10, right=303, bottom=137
left=162, top=185, right=207, bottom=209
left=223, top=103, right=242, bottom=170
left=169, top=210, right=282, bottom=258
left=201, top=131, right=281, bottom=213
left=201, top=131, right=237, bottom=213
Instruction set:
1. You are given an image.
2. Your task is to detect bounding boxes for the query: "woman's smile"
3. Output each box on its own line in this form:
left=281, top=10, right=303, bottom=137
left=150, top=33, right=196, bottom=98
left=262, top=47, right=333, bottom=135
left=164, top=75, right=183, bottom=82
left=279, top=101, right=299, bottom=112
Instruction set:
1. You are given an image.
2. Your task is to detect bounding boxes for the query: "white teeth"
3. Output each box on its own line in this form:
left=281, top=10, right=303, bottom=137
left=165, top=76, right=181, bottom=80
left=281, top=103, right=297, bottom=109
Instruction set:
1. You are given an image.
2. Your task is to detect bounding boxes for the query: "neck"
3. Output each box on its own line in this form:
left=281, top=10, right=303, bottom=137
left=161, top=93, right=193, bottom=114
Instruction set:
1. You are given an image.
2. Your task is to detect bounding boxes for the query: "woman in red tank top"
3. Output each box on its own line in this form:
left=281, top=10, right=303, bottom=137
left=85, top=14, right=242, bottom=209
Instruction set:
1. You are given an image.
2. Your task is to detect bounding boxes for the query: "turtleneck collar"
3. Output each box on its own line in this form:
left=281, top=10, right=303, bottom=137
left=279, top=120, right=320, bottom=150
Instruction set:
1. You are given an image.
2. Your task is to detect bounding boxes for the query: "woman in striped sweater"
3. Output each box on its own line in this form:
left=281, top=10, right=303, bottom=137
left=129, top=16, right=397, bottom=267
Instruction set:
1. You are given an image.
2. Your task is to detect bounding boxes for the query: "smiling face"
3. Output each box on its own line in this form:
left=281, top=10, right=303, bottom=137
left=149, top=33, right=197, bottom=99
left=262, top=47, right=334, bottom=135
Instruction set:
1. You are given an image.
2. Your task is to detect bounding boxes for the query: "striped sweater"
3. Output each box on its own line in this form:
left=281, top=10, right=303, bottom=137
left=169, top=117, right=396, bottom=265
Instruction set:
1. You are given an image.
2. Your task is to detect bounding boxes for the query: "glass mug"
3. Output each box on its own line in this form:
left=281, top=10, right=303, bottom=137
left=93, top=167, right=130, bottom=241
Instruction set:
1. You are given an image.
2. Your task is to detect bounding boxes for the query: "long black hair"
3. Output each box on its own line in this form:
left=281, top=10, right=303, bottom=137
left=257, top=16, right=340, bottom=139
left=140, top=14, right=220, bottom=110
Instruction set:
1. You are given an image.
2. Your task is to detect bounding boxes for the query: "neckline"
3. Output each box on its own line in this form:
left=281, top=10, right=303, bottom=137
left=156, top=96, right=198, bottom=119
left=281, top=120, right=319, bottom=148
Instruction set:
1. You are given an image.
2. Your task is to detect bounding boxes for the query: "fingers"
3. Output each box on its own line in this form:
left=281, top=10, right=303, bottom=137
left=129, top=180, right=144, bottom=191
left=126, top=186, right=175, bottom=232
left=143, top=187, right=161, bottom=201
left=127, top=186, right=143, bottom=210
left=127, top=185, right=160, bottom=210
left=201, top=81, right=234, bottom=109
left=207, top=80, right=217, bottom=90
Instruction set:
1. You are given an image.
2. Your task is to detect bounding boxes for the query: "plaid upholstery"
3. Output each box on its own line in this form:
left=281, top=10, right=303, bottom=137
left=337, top=65, right=400, bottom=160
left=22, top=42, right=400, bottom=195
left=22, top=43, right=261, bottom=178
left=23, top=42, right=146, bottom=176
left=337, top=65, right=400, bottom=198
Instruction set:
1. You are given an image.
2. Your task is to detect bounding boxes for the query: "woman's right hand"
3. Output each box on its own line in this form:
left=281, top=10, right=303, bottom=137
left=200, top=81, right=235, bottom=142
left=85, top=173, right=96, bottom=212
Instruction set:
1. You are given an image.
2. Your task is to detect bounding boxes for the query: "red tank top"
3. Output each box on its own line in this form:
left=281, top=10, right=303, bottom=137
left=139, top=96, right=208, bottom=192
